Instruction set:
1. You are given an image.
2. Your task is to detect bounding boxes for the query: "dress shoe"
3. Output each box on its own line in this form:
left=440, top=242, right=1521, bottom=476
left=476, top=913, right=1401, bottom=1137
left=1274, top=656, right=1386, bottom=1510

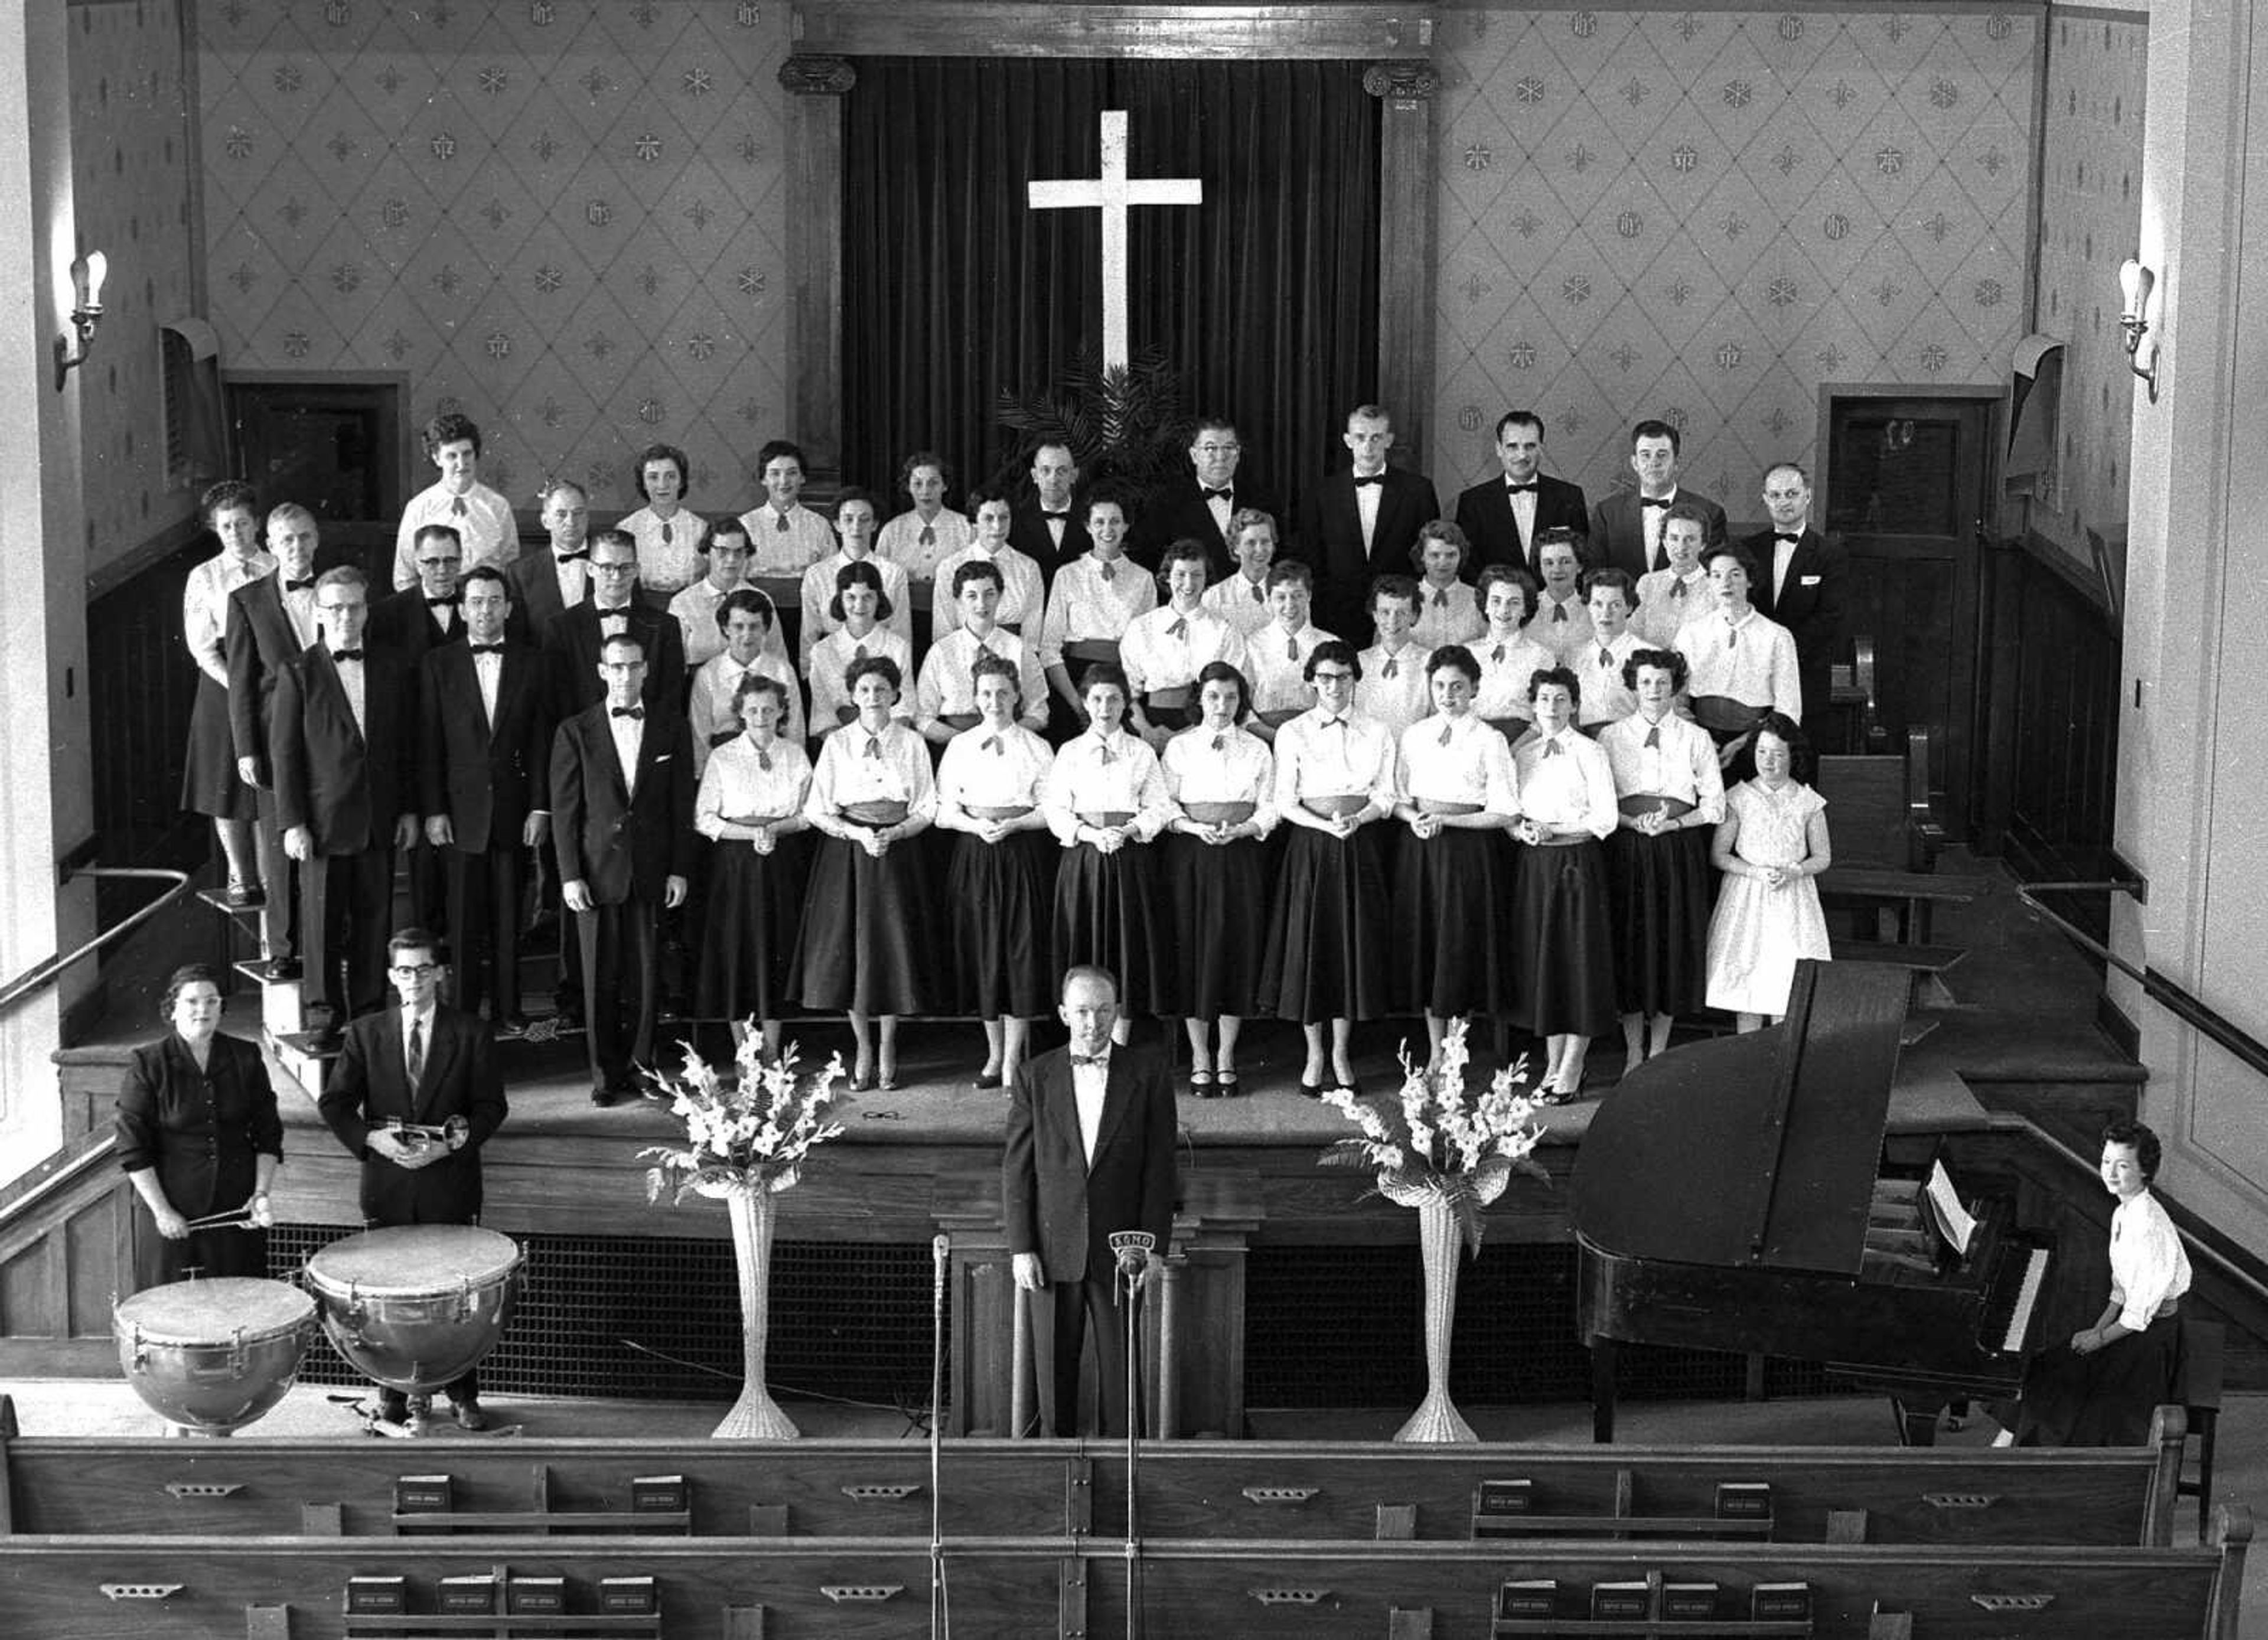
left=450, top=1398, right=490, bottom=1432
left=1298, top=1074, right=1325, bottom=1099
left=1215, top=1070, right=1242, bottom=1097
left=224, top=880, right=266, bottom=909
left=846, top=1069, right=877, bottom=1093
left=589, top=1084, right=621, bottom=1108
left=973, top=1068, right=1003, bottom=1089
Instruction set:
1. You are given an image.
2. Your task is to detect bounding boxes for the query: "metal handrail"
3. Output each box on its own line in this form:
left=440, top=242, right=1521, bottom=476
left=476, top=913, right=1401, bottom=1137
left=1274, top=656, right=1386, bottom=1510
left=0, top=865, right=194, bottom=1019
left=2028, top=1122, right=2268, bottom=1317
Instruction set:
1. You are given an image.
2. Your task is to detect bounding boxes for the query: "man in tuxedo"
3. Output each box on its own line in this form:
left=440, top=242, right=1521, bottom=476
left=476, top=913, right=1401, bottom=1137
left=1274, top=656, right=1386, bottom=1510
left=1003, top=966, right=1178, bottom=1437
left=1009, top=441, right=1090, bottom=585
left=550, top=631, right=695, bottom=1105
left=226, top=502, right=322, bottom=971
left=504, top=481, right=591, bottom=642
left=374, top=524, right=466, bottom=933
left=1739, top=462, right=1846, bottom=745
left=1452, top=409, right=1591, bottom=575
left=1298, top=403, right=1442, bottom=645
left=421, top=568, right=552, bottom=1038
left=317, top=927, right=508, bottom=1430
left=1136, top=415, right=1279, bottom=579
left=1588, top=419, right=1728, bottom=579
left=269, top=568, right=418, bottom=1024
left=540, top=529, right=685, bottom=720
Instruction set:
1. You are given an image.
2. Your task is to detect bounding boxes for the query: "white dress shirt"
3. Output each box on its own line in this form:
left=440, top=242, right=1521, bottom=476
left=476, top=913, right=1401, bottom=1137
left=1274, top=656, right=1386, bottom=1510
left=1245, top=622, right=1339, bottom=718
left=1511, top=727, right=1617, bottom=837
left=876, top=507, right=974, bottom=581
left=620, top=505, right=708, bottom=594
left=799, top=550, right=913, bottom=657
left=1073, top=1052, right=1109, bottom=1168
left=805, top=720, right=936, bottom=827
left=1120, top=604, right=1247, bottom=696
left=688, top=650, right=807, bottom=772
left=334, top=651, right=369, bottom=738
left=185, top=550, right=276, bottom=682
left=936, top=723, right=1054, bottom=824
left=917, top=626, right=1047, bottom=734
left=1411, top=581, right=1485, bottom=651
left=1677, top=604, right=1803, bottom=718
left=1398, top=710, right=1518, bottom=813
left=735, top=503, right=835, bottom=575
left=1355, top=641, right=1435, bottom=741
left=1632, top=566, right=1712, bottom=647
left=1201, top=569, right=1276, bottom=636
left=2109, top=1190, right=2193, bottom=1332
left=606, top=705, right=646, bottom=797
left=1570, top=629, right=1645, bottom=726
left=1040, top=553, right=1157, bottom=669
left=1271, top=708, right=1397, bottom=813
left=806, top=627, right=915, bottom=734
left=1042, top=728, right=1172, bottom=843
left=1473, top=630, right=1560, bottom=722
left=1597, top=710, right=1726, bottom=820
left=695, top=732, right=811, bottom=838
left=931, top=543, right=1045, bottom=648
left=392, top=481, right=516, bottom=589
left=1162, top=724, right=1279, bottom=836
left=1531, top=590, right=1595, bottom=661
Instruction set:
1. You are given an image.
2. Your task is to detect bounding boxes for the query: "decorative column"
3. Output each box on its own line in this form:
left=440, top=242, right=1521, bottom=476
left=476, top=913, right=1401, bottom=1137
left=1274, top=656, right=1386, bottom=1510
left=1365, top=58, right=1440, bottom=471
left=777, top=54, right=856, bottom=481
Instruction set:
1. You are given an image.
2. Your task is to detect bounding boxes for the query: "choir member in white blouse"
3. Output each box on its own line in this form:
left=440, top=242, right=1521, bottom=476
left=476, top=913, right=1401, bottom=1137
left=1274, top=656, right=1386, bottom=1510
left=736, top=439, right=836, bottom=575
left=1409, top=519, right=1485, bottom=651
left=1244, top=560, right=1340, bottom=741
left=669, top=521, right=760, bottom=671
left=1632, top=505, right=1713, bottom=647
left=933, top=487, right=1045, bottom=651
left=935, top=653, right=1059, bottom=1090
left=1471, top=565, right=1558, bottom=735
left=1598, top=648, right=1725, bottom=1075
left=1162, top=661, right=1278, bottom=1096
left=182, top=480, right=272, bottom=902
left=693, top=673, right=813, bottom=1059
left=807, top=561, right=914, bottom=742
left=794, top=655, right=939, bottom=1091
left=1039, top=489, right=1155, bottom=731
left=688, top=589, right=806, bottom=774
left=1530, top=529, right=1595, bottom=662
left=1201, top=508, right=1280, bottom=638
left=1124, top=538, right=1248, bottom=748
left=876, top=451, right=973, bottom=581
left=1392, top=645, right=1520, bottom=1063
left=1259, top=641, right=1397, bottom=1094
left=620, top=442, right=706, bottom=595
left=1569, top=569, right=1645, bottom=731
left=1354, top=575, right=1434, bottom=743
left=918, top=559, right=1048, bottom=744
left=799, top=488, right=911, bottom=661
left=1042, top=663, right=1175, bottom=1043
left=1678, top=543, right=1802, bottom=773
left=1508, top=667, right=1620, bottom=1101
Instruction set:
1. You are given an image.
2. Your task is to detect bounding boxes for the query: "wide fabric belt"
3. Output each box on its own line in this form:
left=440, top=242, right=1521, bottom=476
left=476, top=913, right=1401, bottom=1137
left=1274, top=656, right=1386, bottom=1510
left=1302, top=794, right=1368, bottom=820
left=1143, top=686, right=1194, bottom=712
left=963, top=802, right=1034, bottom=820
left=840, top=798, right=910, bottom=827
left=1063, top=639, right=1122, bottom=666
left=1077, top=810, right=1136, bottom=829
left=936, top=711, right=980, bottom=731
left=1618, top=794, right=1697, bottom=820
left=1182, top=800, right=1256, bottom=825
left=1524, top=830, right=1591, bottom=847
left=1689, top=695, right=1768, bottom=736
left=1415, top=798, right=1484, bottom=816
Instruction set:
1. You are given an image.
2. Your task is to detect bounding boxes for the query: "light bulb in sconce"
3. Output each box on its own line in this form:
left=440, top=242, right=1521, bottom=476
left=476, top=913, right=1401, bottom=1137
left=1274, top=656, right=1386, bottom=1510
left=2117, top=257, right=2159, bottom=403
left=76, top=250, right=108, bottom=314
left=53, top=248, right=110, bottom=390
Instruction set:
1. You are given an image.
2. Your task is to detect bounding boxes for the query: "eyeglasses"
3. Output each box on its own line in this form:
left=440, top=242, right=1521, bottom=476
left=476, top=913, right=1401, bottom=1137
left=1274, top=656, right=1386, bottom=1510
left=1195, top=442, right=1240, bottom=456
left=416, top=557, right=462, bottom=570
left=318, top=600, right=366, bottom=615
left=591, top=559, right=638, bottom=575
left=389, top=962, right=440, bottom=976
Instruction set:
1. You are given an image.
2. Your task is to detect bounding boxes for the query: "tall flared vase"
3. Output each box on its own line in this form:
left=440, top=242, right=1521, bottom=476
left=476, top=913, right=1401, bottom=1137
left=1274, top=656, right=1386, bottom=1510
left=715, top=1186, right=799, bottom=1440
left=1394, top=1193, right=1477, bottom=1443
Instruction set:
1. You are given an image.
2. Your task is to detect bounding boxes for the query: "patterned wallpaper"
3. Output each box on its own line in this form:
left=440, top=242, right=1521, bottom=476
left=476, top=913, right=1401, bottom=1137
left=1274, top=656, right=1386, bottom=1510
left=1430, top=7, right=2036, bottom=522
left=69, top=0, right=203, bottom=573
left=2029, top=5, right=2148, bottom=571
left=194, top=0, right=793, bottom=511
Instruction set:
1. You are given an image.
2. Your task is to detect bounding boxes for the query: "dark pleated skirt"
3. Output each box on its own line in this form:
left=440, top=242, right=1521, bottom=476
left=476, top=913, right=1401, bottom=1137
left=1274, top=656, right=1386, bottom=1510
left=181, top=673, right=253, bottom=820
left=2015, top=1311, right=2180, bottom=1447
left=1260, top=824, right=1389, bottom=1023
left=695, top=832, right=812, bottom=1021
left=1050, top=840, right=1171, bottom=1015
left=1390, top=826, right=1514, bottom=1018
left=1163, top=831, right=1271, bottom=1019
left=792, top=833, right=937, bottom=1015
left=1507, top=837, right=1617, bottom=1036
left=1606, top=823, right=1716, bottom=1017
left=947, top=829, right=1058, bottom=1020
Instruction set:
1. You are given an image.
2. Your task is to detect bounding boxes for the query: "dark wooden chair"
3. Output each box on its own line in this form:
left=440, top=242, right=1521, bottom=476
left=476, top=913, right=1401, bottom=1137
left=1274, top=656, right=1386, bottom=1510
left=2175, top=1316, right=2227, bottom=1541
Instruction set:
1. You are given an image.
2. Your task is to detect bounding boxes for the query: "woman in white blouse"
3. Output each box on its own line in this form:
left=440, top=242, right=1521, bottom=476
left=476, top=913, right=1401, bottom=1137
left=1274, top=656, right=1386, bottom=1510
left=793, top=655, right=938, bottom=1091
left=806, top=560, right=914, bottom=744
left=1470, top=565, right=1557, bottom=738
left=693, top=674, right=812, bottom=1060
left=1041, top=663, right=1173, bottom=1047
left=181, top=480, right=271, bottom=905
left=1598, top=648, right=1726, bottom=1076
left=1162, top=661, right=1277, bottom=1097
left=876, top=451, right=971, bottom=582
left=1408, top=519, right=1485, bottom=652
left=620, top=442, right=706, bottom=595
left=1125, top=537, right=1247, bottom=749
left=935, top=654, right=1058, bottom=1090
left=1390, top=645, right=1520, bottom=1065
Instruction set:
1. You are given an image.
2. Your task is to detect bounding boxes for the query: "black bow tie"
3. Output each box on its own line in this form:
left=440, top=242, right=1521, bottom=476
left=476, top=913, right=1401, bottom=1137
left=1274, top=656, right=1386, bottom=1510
left=469, top=643, right=505, bottom=656
left=330, top=648, right=363, bottom=663
left=282, top=577, right=315, bottom=592
left=1773, top=532, right=1803, bottom=543
left=426, top=595, right=455, bottom=608
left=611, top=706, right=644, bottom=720
left=1041, top=510, right=1070, bottom=521
left=1640, top=496, right=1671, bottom=509
left=1353, top=474, right=1384, bottom=488
left=555, top=549, right=588, bottom=562
left=1505, top=481, right=1537, bottom=494
left=1070, top=1052, right=1109, bottom=1068
left=1201, top=486, right=1233, bottom=501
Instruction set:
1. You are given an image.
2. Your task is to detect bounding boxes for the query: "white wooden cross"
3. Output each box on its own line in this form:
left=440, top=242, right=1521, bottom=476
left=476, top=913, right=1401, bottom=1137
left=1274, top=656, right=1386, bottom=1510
left=1027, top=109, right=1203, bottom=370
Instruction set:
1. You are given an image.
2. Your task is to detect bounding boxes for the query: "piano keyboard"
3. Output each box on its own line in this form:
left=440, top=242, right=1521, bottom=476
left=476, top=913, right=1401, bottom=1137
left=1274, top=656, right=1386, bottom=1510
left=1999, top=1245, right=2049, bottom=1352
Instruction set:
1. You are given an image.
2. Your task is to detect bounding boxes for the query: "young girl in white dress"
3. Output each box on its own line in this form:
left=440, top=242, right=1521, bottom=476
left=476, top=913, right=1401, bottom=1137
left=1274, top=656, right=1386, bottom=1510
left=1703, top=713, right=1833, bottom=1031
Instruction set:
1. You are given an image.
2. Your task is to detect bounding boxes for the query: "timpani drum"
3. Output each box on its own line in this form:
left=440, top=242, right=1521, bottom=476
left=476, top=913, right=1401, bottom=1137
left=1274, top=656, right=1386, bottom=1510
left=113, top=1276, right=315, bottom=1436
left=304, top=1225, right=523, bottom=1394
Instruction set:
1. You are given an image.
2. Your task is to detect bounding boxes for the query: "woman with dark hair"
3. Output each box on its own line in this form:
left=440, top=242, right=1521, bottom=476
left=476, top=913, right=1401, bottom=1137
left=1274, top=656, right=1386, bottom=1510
left=1599, top=647, right=1725, bottom=1073
left=1409, top=519, right=1484, bottom=650
left=935, top=652, right=1058, bottom=1088
left=694, top=673, right=813, bottom=1059
left=115, top=965, right=282, bottom=1292
left=877, top=450, right=970, bottom=581
left=1162, top=660, right=1277, bottom=1095
left=806, top=559, right=913, bottom=743
left=1703, top=711, right=1832, bottom=1031
left=621, top=441, right=705, bottom=594
left=795, top=653, right=937, bottom=1090
left=181, top=480, right=270, bottom=907
left=687, top=588, right=804, bottom=770
left=1471, top=564, right=1556, bottom=738
left=799, top=486, right=912, bottom=658
left=1997, top=1118, right=2192, bottom=1446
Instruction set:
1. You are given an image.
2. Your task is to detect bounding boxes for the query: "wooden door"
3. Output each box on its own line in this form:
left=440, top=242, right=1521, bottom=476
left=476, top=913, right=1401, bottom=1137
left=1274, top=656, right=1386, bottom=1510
left=1823, top=395, right=1996, bottom=835
left=226, top=377, right=403, bottom=525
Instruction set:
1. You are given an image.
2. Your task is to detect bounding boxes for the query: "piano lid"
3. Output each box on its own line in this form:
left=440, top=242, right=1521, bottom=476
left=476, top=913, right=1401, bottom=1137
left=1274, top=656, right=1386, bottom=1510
left=1572, top=961, right=1914, bottom=1276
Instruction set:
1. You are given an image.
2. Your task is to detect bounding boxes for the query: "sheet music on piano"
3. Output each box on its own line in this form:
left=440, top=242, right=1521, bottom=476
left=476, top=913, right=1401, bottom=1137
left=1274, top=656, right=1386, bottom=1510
left=1921, top=1160, right=1977, bottom=1258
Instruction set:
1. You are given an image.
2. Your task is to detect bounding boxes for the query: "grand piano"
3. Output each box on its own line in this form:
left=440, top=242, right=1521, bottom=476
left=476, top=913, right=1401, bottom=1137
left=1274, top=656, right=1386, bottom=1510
left=1572, top=959, right=2053, bottom=1444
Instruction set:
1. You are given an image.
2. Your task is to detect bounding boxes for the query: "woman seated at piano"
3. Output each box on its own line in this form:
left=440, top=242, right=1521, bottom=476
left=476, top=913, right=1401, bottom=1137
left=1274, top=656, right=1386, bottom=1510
left=1703, top=712, right=1832, bottom=1033
left=1996, top=1119, right=2192, bottom=1447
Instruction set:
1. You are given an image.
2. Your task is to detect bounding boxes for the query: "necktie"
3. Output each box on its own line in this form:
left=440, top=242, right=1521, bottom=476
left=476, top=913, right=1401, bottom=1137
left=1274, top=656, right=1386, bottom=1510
left=1671, top=580, right=1687, bottom=600
left=1728, top=622, right=1740, bottom=649
left=774, top=511, right=789, bottom=533
left=757, top=747, right=773, bottom=772
left=1383, top=655, right=1397, bottom=678
left=661, top=520, right=673, bottom=545
left=1542, top=739, right=1562, bottom=758
left=1640, top=497, right=1670, bottom=510
left=469, top=643, right=504, bottom=656
left=556, top=548, right=588, bottom=563
left=1071, top=1052, right=1107, bottom=1068
left=451, top=497, right=467, bottom=517
left=1203, top=487, right=1233, bottom=501
left=1438, top=720, right=1454, bottom=747
left=426, top=594, right=454, bottom=608
left=1645, top=725, right=1661, bottom=749
left=1100, top=560, right=1117, bottom=583
left=1552, top=605, right=1568, bottom=623
left=1211, top=733, right=1227, bottom=751
left=919, top=524, right=936, bottom=547
left=611, top=706, right=644, bottom=720
left=982, top=734, right=1002, bottom=754
left=852, top=643, right=868, bottom=661
left=332, top=648, right=364, bottom=662
left=863, top=738, right=882, bottom=759
left=406, top=1018, right=424, bottom=1084
left=1168, top=618, right=1188, bottom=640
left=1097, top=739, right=1116, bottom=766
left=1286, top=637, right=1298, bottom=661
left=1506, top=481, right=1537, bottom=494
left=1432, top=589, right=1448, bottom=608
left=1250, top=581, right=1265, bottom=604
left=284, top=577, right=315, bottom=592
left=1491, top=644, right=1506, bottom=663
left=1353, top=474, right=1384, bottom=488
left=1598, top=646, right=1614, bottom=669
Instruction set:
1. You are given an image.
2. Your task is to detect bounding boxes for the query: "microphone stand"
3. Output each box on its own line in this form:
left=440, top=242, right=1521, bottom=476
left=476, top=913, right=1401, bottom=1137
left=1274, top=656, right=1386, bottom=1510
left=1107, top=1231, right=1155, bottom=1640
left=930, top=1232, right=949, bottom=1640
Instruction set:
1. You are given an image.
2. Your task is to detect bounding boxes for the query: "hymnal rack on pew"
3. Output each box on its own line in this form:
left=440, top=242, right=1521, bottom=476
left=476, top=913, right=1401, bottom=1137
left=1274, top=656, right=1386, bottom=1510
left=392, top=1470, right=693, bottom=1535
left=343, top=1563, right=659, bottom=1635
left=1495, top=1569, right=1813, bottom=1634
left=1474, top=1475, right=1781, bottom=1538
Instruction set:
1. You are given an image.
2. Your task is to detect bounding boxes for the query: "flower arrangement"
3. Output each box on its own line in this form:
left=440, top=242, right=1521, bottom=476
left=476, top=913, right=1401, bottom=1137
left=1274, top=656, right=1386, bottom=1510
left=639, top=1036, right=847, bottom=1204
left=1319, top=1018, right=1548, bottom=1255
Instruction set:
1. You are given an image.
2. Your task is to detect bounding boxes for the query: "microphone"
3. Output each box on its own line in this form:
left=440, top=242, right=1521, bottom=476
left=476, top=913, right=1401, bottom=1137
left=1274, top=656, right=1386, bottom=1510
left=932, top=1232, right=949, bottom=1296
left=1108, top=1230, right=1155, bottom=1274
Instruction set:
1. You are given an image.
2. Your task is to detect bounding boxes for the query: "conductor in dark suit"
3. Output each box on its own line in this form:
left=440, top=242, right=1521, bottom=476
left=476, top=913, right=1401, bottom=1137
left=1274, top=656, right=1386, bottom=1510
left=1298, top=403, right=1442, bottom=645
left=1588, top=419, right=1728, bottom=579
left=1136, top=415, right=1279, bottom=579
left=318, top=927, right=508, bottom=1430
left=270, top=567, right=418, bottom=1023
left=226, top=503, right=323, bottom=970
left=1452, top=409, right=1591, bottom=576
left=1004, top=965, right=1179, bottom=1437
left=420, top=568, right=552, bottom=1036
left=550, top=631, right=695, bottom=1104
left=540, top=529, right=685, bottom=720
left=504, top=480, right=591, bottom=643
left=1008, top=440, right=1090, bottom=585
left=1741, top=462, right=1846, bottom=745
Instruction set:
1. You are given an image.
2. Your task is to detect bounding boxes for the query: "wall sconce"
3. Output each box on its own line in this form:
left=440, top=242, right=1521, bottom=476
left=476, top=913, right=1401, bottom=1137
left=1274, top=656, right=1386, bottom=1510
left=2118, top=257, right=2159, bottom=403
left=53, top=250, right=108, bottom=391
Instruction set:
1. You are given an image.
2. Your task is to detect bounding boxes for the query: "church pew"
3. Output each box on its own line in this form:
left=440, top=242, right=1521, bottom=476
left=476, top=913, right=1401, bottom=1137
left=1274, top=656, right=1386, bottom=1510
left=0, top=1516, right=2246, bottom=1639
left=0, top=1417, right=2189, bottom=1547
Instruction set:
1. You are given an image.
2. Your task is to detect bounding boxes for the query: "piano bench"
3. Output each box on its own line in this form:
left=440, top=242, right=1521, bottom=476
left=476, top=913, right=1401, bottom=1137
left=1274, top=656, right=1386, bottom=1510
left=2174, top=1318, right=2225, bottom=1543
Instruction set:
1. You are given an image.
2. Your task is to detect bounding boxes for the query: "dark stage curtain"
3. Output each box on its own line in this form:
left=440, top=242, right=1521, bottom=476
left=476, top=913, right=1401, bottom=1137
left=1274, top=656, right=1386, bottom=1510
left=840, top=57, right=1379, bottom=525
